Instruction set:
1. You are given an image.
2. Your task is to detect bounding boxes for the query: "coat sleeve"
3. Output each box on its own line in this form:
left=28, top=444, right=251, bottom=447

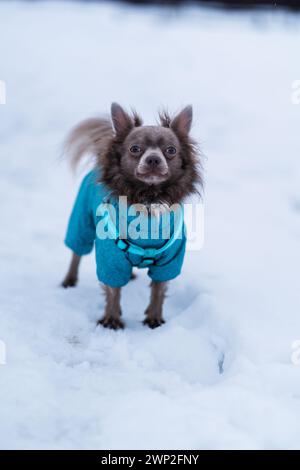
left=64, top=172, right=96, bottom=256
left=95, top=238, right=133, bottom=288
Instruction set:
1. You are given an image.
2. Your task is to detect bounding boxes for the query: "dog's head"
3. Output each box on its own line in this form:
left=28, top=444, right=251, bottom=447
left=101, top=103, right=202, bottom=205
left=66, top=103, right=202, bottom=206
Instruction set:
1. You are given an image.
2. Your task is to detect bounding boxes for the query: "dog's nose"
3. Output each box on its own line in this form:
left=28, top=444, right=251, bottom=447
left=145, top=154, right=162, bottom=168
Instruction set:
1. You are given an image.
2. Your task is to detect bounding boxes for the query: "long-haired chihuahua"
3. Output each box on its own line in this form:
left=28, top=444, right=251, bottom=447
left=62, top=103, right=202, bottom=329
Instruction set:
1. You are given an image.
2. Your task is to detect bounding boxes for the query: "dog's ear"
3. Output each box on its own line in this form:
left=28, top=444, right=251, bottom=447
left=170, top=105, right=193, bottom=136
left=111, top=102, right=134, bottom=137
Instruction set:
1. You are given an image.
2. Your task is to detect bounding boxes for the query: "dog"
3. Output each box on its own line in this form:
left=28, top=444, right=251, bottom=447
left=62, top=103, right=202, bottom=329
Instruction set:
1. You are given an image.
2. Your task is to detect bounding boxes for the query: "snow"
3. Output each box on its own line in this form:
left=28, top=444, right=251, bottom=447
left=1, top=0, right=300, bottom=450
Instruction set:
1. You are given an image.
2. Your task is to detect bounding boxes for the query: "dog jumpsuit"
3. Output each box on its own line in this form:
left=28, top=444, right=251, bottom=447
left=65, top=170, right=186, bottom=288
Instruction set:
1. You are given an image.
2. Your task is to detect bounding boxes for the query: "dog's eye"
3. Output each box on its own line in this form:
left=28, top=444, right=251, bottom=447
left=165, top=146, right=177, bottom=157
left=130, top=145, right=142, bottom=155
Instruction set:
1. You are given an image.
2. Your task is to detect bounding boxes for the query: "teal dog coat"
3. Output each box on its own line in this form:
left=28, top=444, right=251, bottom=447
left=65, top=170, right=186, bottom=287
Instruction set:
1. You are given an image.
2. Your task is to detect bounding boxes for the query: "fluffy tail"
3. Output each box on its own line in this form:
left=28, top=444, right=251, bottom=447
left=63, top=117, right=114, bottom=169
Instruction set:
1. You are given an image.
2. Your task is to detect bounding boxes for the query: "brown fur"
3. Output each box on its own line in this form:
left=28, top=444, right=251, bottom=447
left=62, top=253, right=81, bottom=287
left=65, top=105, right=202, bottom=205
left=98, top=285, right=123, bottom=330
left=143, top=281, right=168, bottom=329
left=64, top=117, right=113, bottom=169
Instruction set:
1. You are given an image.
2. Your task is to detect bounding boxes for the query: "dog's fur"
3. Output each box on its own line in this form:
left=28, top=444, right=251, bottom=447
left=62, top=103, right=202, bottom=329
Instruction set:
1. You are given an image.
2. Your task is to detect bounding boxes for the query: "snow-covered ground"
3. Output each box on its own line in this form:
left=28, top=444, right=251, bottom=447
left=1, top=0, right=300, bottom=450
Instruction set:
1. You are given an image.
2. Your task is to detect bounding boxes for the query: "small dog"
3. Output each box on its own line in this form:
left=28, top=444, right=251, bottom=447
left=62, top=103, right=202, bottom=329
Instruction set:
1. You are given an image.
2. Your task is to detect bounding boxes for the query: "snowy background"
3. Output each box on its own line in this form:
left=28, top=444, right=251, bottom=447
left=1, top=0, right=300, bottom=450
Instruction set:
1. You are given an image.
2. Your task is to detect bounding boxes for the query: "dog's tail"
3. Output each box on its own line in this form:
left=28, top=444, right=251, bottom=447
left=63, top=117, right=114, bottom=169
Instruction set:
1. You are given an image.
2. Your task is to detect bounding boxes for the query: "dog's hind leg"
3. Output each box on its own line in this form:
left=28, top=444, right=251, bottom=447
left=62, top=253, right=81, bottom=288
left=143, top=281, right=168, bottom=329
left=98, top=285, right=124, bottom=330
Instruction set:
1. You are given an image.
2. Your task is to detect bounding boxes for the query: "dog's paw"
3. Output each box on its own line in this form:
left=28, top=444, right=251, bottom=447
left=61, top=277, right=78, bottom=288
left=143, top=317, right=165, bottom=329
left=98, top=316, right=124, bottom=330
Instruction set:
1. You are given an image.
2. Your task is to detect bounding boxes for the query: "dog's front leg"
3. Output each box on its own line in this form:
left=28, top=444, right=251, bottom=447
left=144, top=281, right=168, bottom=329
left=62, top=253, right=81, bottom=288
left=98, top=285, right=124, bottom=330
